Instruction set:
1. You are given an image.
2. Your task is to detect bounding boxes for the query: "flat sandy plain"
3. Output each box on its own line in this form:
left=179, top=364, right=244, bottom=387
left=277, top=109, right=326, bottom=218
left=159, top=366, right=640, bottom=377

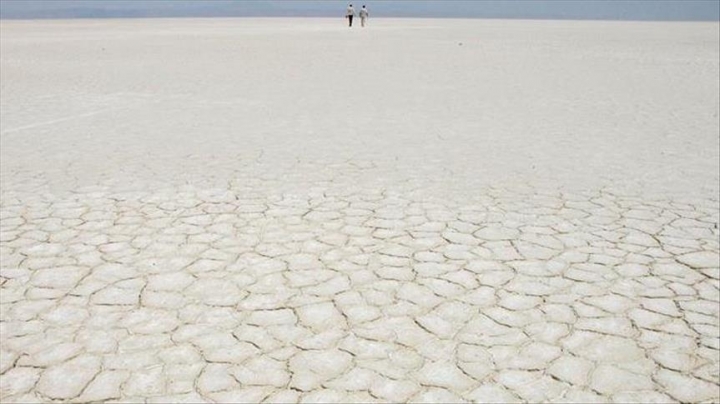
left=0, top=18, right=718, bottom=403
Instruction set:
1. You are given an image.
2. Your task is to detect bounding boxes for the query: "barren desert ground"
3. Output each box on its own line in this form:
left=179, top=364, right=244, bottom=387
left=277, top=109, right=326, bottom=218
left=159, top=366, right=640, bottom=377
left=0, top=18, right=719, bottom=403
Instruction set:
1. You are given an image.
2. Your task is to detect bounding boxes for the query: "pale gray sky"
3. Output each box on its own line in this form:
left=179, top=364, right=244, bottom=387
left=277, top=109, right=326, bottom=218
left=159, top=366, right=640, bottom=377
left=1, top=0, right=718, bottom=21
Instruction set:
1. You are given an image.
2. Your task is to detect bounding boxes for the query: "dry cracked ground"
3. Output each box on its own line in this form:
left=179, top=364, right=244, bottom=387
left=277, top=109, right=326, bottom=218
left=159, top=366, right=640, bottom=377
left=1, top=19, right=720, bottom=403
left=1, top=186, right=719, bottom=403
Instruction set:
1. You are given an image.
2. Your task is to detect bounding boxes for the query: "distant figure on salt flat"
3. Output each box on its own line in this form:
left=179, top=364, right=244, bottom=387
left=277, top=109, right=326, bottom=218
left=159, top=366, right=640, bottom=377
left=346, top=4, right=355, bottom=27
left=359, top=5, right=369, bottom=27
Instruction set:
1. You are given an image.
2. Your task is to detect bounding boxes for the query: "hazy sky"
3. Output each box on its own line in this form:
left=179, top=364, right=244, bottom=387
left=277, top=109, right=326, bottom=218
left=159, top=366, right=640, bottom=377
left=1, top=0, right=719, bottom=21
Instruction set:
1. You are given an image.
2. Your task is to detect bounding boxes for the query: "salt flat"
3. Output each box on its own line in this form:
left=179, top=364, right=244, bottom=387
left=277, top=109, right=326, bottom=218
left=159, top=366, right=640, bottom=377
left=0, top=18, right=718, bottom=403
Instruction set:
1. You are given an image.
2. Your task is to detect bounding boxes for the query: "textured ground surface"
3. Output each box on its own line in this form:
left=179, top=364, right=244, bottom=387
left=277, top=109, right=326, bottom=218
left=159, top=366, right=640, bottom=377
left=1, top=18, right=719, bottom=403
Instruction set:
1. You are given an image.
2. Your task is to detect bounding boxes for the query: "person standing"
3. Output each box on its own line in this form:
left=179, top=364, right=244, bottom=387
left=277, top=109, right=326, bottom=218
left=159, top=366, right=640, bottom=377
left=359, top=5, right=369, bottom=27
left=346, top=4, right=355, bottom=27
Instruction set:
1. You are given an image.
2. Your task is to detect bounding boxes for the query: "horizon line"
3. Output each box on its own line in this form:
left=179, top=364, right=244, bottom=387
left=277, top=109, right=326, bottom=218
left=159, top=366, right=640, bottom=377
left=2, top=15, right=718, bottom=23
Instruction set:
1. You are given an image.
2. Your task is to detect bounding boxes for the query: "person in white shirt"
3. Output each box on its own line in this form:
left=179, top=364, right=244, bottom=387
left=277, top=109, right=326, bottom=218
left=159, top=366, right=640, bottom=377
left=359, top=5, right=369, bottom=27
left=346, top=4, right=355, bottom=27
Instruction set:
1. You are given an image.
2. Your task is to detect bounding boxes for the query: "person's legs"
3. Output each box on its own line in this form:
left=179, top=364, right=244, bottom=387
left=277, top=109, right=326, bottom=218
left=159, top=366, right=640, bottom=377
left=361, top=17, right=365, bottom=27
left=349, top=15, right=353, bottom=27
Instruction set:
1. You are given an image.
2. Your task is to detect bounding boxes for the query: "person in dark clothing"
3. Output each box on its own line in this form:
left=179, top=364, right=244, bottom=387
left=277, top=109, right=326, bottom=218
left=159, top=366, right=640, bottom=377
left=346, top=4, right=355, bottom=27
